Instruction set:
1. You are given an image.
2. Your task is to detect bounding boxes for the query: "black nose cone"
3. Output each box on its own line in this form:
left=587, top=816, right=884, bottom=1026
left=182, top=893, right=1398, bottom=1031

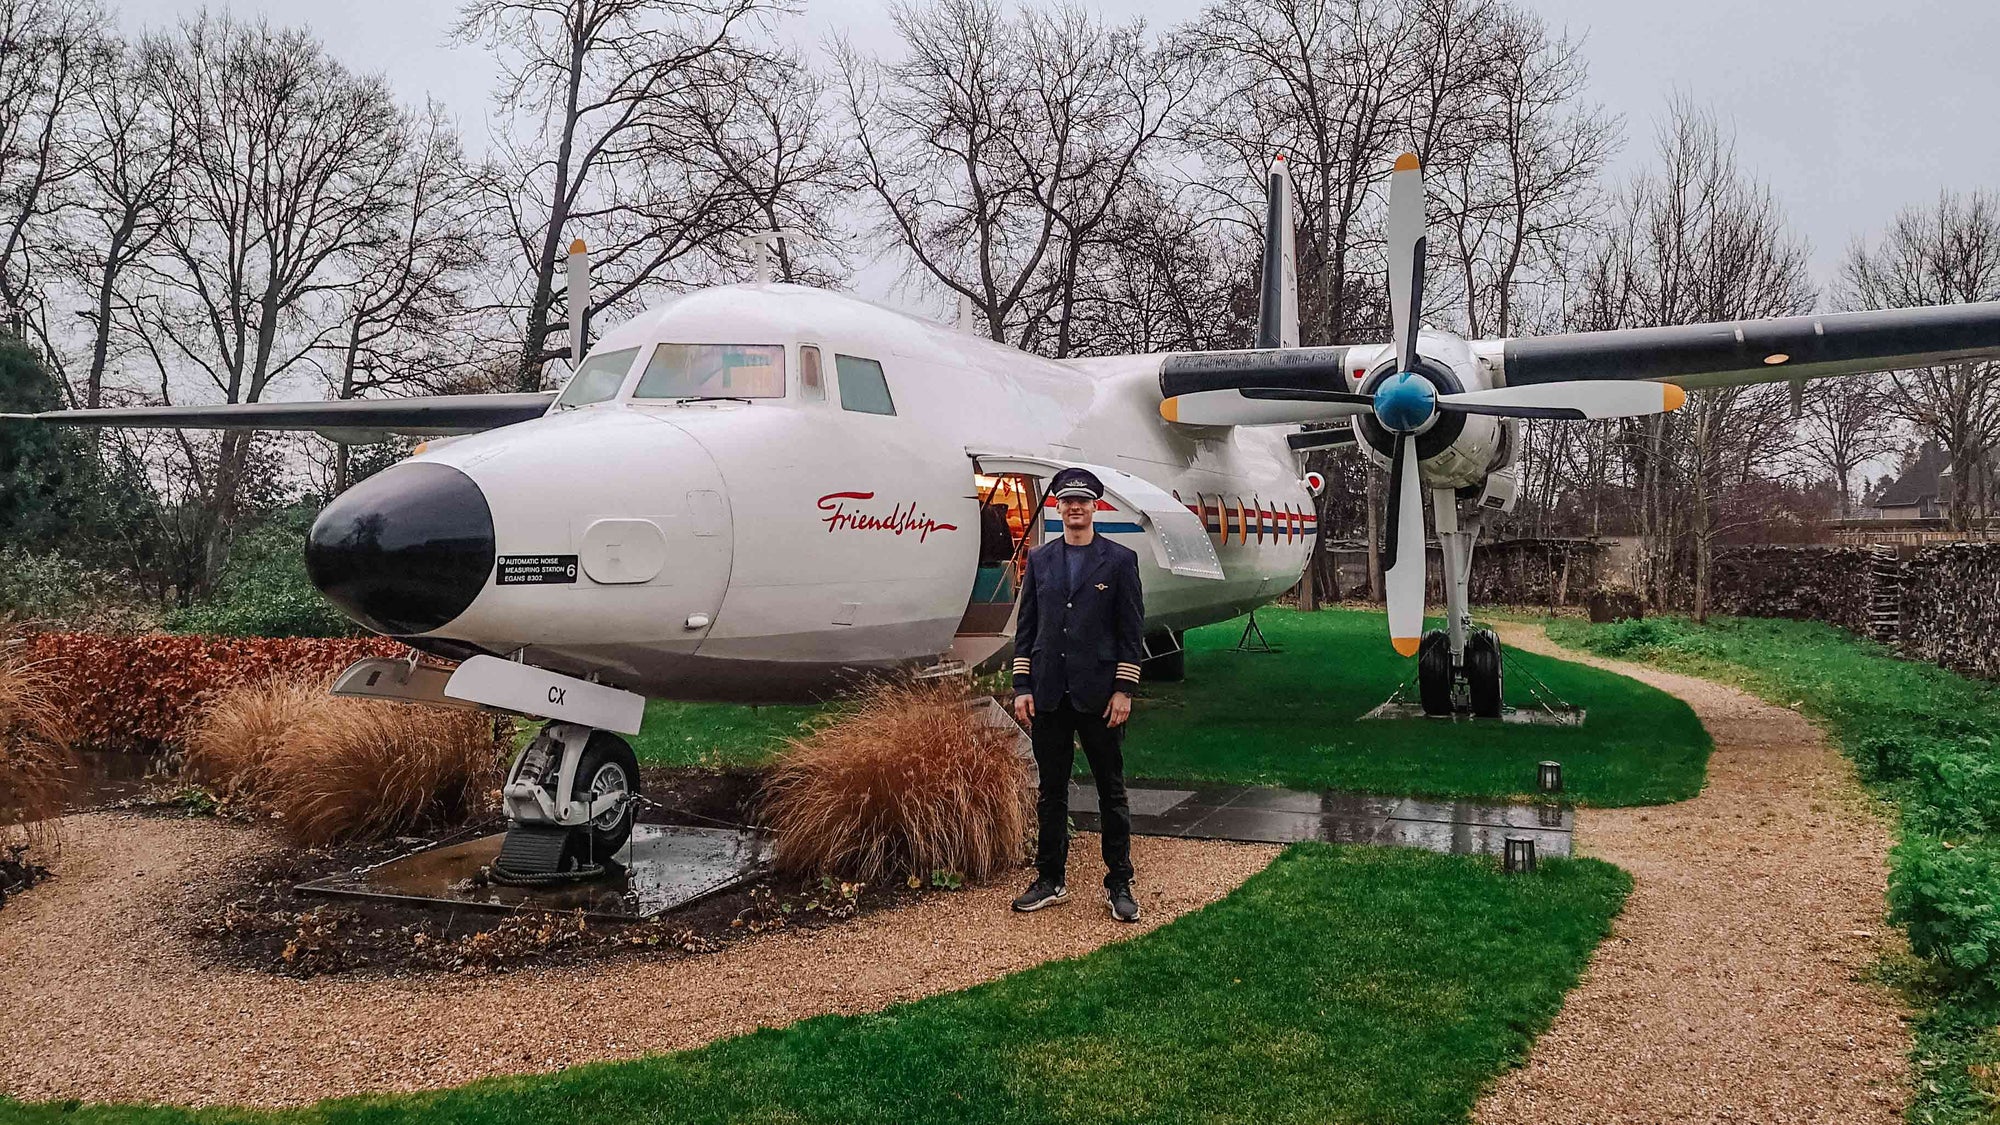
left=307, top=462, right=495, bottom=635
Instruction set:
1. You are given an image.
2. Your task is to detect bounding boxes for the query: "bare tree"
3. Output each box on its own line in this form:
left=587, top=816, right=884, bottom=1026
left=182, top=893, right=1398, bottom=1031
left=133, top=14, right=407, bottom=590
left=0, top=0, right=109, bottom=349
left=325, top=103, right=492, bottom=492
left=1432, top=7, right=1615, bottom=340
left=1841, top=189, right=2000, bottom=534
left=457, top=0, right=782, bottom=390
left=1576, top=100, right=1814, bottom=617
left=840, top=0, right=1188, bottom=355
left=1790, top=374, right=1897, bottom=518
left=57, top=36, right=180, bottom=409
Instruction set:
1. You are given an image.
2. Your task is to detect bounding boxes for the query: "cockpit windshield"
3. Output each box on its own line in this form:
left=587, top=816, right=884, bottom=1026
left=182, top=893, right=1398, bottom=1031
left=554, top=347, right=640, bottom=409
left=633, top=344, right=786, bottom=400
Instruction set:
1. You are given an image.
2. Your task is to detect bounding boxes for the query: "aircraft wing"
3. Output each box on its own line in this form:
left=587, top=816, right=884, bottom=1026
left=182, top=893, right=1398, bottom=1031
left=1501, top=302, right=2000, bottom=390
left=1, top=392, right=558, bottom=441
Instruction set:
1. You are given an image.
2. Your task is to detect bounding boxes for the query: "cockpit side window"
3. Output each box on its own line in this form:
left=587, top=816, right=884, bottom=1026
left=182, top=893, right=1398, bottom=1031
left=799, top=345, right=826, bottom=402
left=633, top=343, right=786, bottom=400
left=553, top=346, right=640, bottom=409
left=835, top=354, right=896, bottom=416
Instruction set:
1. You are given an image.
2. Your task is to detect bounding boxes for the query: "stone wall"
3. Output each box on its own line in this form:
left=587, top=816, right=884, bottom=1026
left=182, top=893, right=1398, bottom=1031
left=1706, top=545, right=1874, bottom=635
left=1899, top=543, right=2000, bottom=682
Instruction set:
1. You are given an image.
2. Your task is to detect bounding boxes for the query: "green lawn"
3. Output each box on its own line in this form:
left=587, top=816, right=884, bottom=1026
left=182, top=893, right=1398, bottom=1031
left=629, top=608, right=1710, bottom=808
left=0, top=846, right=1629, bottom=1125
left=630, top=698, right=822, bottom=768
left=1543, top=614, right=2000, bottom=1125
left=1122, top=608, right=1709, bottom=806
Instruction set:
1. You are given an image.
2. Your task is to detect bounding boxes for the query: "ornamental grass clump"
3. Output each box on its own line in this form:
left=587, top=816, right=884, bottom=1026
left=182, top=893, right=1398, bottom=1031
left=184, top=679, right=510, bottom=846
left=0, top=656, right=75, bottom=840
left=763, top=677, right=1030, bottom=884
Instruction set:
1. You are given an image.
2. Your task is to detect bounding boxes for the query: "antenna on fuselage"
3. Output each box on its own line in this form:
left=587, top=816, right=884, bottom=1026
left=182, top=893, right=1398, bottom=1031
left=737, top=230, right=805, bottom=284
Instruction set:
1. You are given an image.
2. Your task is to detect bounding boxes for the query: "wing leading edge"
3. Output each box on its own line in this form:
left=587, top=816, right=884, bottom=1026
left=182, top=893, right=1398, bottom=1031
left=2, top=392, right=558, bottom=441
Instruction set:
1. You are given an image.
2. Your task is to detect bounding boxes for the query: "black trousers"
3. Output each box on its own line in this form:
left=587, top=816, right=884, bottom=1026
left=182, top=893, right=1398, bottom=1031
left=1030, top=697, right=1134, bottom=889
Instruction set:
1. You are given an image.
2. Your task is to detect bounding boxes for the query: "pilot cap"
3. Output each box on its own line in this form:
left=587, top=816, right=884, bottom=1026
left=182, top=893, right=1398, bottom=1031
left=1049, top=467, right=1104, bottom=501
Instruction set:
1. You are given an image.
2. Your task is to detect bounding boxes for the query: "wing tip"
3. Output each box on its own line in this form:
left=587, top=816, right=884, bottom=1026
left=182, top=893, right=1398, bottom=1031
left=1393, top=152, right=1420, bottom=172
left=1392, top=636, right=1420, bottom=657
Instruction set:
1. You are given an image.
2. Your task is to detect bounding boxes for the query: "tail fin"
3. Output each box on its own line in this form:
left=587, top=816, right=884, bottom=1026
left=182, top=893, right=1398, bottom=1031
left=1256, top=154, right=1300, bottom=350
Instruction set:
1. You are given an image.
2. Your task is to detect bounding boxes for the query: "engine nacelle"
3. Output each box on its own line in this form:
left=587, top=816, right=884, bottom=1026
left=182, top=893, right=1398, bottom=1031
left=1350, top=332, right=1510, bottom=492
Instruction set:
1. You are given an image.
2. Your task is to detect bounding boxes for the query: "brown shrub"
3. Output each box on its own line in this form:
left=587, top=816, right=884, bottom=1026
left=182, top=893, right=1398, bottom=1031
left=183, top=676, right=327, bottom=803
left=762, top=677, right=1030, bottom=884
left=0, top=657, right=76, bottom=840
left=184, top=680, right=510, bottom=846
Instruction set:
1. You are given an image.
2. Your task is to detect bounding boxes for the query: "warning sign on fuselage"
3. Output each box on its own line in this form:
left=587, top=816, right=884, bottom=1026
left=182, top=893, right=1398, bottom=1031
left=496, top=554, right=579, bottom=585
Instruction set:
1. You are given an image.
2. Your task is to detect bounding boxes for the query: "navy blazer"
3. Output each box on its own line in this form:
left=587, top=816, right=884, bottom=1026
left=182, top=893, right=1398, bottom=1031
left=1011, top=534, right=1145, bottom=713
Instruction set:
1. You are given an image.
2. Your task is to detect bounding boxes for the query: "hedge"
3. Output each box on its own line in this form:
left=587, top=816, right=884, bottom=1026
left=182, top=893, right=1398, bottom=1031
left=13, top=633, right=404, bottom=753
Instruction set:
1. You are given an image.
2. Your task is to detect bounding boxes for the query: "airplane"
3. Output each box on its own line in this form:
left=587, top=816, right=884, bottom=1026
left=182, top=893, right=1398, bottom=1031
left=11, top=152, right=2000, bottom=875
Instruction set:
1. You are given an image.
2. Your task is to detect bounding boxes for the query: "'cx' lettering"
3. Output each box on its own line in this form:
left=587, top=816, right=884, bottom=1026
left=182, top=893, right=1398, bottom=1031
left=548, top=686, right=566, bottom=706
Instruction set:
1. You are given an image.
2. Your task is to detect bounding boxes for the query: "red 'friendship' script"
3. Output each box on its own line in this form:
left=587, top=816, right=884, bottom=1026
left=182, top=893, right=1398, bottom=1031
left=816, top=491, right=959, bottom=542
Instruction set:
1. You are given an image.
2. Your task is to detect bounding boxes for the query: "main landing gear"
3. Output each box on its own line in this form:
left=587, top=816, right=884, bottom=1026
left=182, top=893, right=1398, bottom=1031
left=493, top=721, right=642, bottom=881
left=1415, top=486, right=1505, bottom=719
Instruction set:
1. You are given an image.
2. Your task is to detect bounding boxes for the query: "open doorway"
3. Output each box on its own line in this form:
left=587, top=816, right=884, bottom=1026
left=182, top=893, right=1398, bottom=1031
left=955, top=471, right=1041, bottom=639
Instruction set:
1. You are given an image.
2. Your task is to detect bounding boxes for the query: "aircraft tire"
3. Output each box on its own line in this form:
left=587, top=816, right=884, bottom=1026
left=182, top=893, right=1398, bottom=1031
left=1142, top=630, right=1186, bottom=682
left=573, top=730, right=642, bottom=858
left=1417, top=630, right=1453, bottom=716
left=1466, top=629, right=1504, bottom=719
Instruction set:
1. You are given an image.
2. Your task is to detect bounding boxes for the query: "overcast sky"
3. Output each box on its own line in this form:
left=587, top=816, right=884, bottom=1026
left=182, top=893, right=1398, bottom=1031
left=108, top=0, right=2000, bottom=299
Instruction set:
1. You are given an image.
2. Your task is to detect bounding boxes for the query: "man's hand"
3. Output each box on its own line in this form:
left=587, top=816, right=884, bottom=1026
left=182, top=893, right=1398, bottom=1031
left=1014, top=693, right=1035, bottom=726
left=1104, top=691, right=1132, bottom=727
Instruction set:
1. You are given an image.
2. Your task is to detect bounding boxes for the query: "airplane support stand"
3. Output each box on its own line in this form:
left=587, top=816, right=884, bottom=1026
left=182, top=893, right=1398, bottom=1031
left=492, top=720, right=642, bottom=882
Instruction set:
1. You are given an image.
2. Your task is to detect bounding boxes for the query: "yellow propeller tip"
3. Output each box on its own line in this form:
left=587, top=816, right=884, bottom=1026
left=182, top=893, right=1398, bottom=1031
left=1393, top=152, right=1420, bottom=171
left=1160, top=397, right=1179, bottom=423
left=569, top=238, right=587, bottom=254
left=1663, top=384, right=1687, bottom=411
left=1392, top=636, right=1420, bottom=657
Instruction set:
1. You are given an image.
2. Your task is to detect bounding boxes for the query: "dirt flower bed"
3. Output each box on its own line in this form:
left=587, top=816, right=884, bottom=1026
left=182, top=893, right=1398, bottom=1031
left=177, top=766, right=948, bottom=978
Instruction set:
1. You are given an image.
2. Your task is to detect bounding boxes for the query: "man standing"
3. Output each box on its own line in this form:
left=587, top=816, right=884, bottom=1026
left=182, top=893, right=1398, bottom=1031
left=1010, top=467, right=1145, bottom=922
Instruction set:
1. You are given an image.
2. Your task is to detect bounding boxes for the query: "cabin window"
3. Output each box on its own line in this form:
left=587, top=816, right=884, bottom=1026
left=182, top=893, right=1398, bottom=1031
left=554, top=346, right=640, bottom=409
left=800, top=345, right=826, bottom=401
left=633, top=343, right=786, bottom=400
left=835, top=354, right=896, bottom=415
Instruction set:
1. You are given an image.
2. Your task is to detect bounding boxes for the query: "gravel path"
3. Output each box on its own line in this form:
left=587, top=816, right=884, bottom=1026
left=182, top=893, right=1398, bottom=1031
left=1474, top=624, right=1909, bottom=1125
left=0, top=813, right=1275, bottom=1108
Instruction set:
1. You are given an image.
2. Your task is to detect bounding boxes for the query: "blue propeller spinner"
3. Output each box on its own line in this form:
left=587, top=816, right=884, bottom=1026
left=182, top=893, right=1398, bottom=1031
left=1372, top=370, right=1435, bottom=432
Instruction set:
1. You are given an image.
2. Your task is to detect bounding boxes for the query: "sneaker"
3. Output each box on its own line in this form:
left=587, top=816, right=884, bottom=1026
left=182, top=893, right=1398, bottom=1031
left=1011, top=877, right=1068, bottom=912
left=1107, top=883, right=1140, bottom=923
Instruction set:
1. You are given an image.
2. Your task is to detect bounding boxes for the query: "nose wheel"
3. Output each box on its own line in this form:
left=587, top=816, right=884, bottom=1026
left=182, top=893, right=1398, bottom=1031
left=494, top=722, right=642, bottom=881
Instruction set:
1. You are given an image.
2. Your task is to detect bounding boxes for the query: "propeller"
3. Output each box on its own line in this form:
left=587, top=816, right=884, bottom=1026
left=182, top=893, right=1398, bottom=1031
left=1435, top=380, right=1687, bottom=420
left=1379, top=152, right=1430, bottom=658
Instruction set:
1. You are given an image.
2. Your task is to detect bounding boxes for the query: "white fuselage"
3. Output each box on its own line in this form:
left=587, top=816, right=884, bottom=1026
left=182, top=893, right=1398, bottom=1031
left=409, top=284, right=1318, bottom=701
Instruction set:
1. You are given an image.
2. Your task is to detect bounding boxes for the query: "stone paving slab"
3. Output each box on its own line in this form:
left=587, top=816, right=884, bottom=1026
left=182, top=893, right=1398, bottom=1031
left=1067, top=780, right=1572, bottom=858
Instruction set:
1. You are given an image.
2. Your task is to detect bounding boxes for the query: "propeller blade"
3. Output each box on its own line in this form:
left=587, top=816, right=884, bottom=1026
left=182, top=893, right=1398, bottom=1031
left=1161, top=388, right=1370, bottom=427
left=1386, top=152, right=1426, bottom=374
left=1435, top=380, right=1687, bottom=421
left=1383, top=433, right=1426, bottom=657
left=567, top=238, right=589, bottom=363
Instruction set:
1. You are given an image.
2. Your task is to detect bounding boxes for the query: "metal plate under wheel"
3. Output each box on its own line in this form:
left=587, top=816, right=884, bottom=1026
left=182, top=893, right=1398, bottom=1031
left=495, top=824, right=575, bottom=876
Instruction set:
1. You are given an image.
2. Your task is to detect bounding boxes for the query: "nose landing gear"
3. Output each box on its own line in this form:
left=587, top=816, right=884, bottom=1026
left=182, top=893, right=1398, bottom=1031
left=493, top=721, right=642, bottom=882
left=1416, top=627, right=1503, bottom=718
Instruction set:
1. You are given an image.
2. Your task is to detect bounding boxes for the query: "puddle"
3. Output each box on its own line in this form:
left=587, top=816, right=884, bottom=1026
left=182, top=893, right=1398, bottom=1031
left=298, top=824, right=771, bottom=920
left=63, top=749, right=168, bottom=810
left=1069, top=782, right=1573, bottom=858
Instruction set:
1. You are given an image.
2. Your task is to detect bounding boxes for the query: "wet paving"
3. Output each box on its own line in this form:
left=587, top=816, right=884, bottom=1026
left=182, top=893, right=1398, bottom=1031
left=1069, top=781, right=1573, bottom=858
left=298, top=825, right=770, bottom=921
